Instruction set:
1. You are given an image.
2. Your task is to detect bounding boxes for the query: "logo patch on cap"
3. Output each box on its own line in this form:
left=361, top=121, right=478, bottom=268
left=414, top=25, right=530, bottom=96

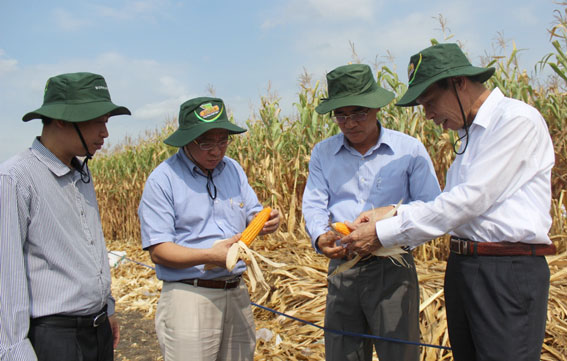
left=408, top=53, right=422, bottom=85
left=408, top=63, right=415, bottom=80
left=195, top=103, right=223, bottom=122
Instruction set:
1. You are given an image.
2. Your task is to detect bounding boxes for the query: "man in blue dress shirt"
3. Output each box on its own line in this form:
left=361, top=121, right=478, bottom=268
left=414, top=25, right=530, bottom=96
left=302, top=64, right=440, bottom=361
left=0, top=72, right=130, bottom=360
left=138, top=97, right=280, bottom=361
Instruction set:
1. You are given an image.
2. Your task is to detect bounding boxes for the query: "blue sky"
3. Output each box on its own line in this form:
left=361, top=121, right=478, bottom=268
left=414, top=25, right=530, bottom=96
left=0, top=0, right=560, bottom=162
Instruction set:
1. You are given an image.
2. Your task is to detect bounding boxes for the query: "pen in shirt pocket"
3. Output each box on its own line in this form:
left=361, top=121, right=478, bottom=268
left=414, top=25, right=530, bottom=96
left=375, top=177, right=382, bottom=189
left=229, top=198, right=244, bottom=208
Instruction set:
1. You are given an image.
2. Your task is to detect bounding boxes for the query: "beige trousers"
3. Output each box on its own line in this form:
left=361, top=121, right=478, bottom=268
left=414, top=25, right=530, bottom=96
left=155, top=281, right=256, bottom=361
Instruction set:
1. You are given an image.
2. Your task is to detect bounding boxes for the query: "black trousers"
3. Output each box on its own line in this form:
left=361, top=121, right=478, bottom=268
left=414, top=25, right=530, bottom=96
left=29, top=317, right=113, bottom=361
left=444, top=253, right=549, bottom=361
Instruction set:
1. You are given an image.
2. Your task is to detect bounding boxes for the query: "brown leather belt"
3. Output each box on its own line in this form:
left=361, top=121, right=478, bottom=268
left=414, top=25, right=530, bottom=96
left=178, top=277, right=241, bottom=289
left=450, top=237, right=556, bottom=256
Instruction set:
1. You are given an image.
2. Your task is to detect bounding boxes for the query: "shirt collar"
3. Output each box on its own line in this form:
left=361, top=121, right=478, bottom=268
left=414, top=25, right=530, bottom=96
left=30, top=137, right=74, bottom=178
left=332, top=122, right=393, bottom=155
left=178, top=148, right=226, bottom=177
left=471, top=87, right=504, bottom=130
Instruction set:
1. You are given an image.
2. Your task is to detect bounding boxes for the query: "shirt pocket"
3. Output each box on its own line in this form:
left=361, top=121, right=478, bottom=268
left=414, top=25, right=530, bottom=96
left=215, top=194, right=247, bottom=234
left=370, top=168, right=409, bottom=204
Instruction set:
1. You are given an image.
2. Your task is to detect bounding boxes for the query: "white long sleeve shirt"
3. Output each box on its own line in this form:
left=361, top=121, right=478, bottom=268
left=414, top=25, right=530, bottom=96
left=378, top=88, right=555, bottom=247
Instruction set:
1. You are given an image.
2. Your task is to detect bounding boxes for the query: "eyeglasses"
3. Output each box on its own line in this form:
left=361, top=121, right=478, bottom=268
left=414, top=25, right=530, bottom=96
left=194, top=137, right=232, bottom=151
left=331, top=111, right=368, bottom=125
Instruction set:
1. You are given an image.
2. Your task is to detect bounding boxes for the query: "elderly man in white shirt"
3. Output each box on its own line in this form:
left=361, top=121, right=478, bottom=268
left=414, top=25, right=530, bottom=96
left=341, top=43, right=556, bottom=361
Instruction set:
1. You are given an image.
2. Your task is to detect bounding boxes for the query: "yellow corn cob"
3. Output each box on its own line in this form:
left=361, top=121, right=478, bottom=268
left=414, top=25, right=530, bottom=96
left=332, top=222, right=351, bottom=236
left=241, top=207, right=272, bottom=246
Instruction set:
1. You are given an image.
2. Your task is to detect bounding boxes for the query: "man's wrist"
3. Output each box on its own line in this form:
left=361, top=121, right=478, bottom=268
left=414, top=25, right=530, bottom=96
left=314, top=235, right=323, bottom=254
left=374, top=236, right=383, bottom=248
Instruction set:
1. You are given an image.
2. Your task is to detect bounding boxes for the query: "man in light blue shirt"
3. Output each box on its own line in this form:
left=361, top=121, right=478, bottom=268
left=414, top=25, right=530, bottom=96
left=302, top=64, right=440, bottom=361
left=138, top=97, right=280, bottom=361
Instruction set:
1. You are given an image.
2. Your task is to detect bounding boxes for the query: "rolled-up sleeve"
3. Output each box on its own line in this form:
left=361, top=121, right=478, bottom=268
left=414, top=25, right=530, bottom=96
left=0, top=175, right=38, bottom=360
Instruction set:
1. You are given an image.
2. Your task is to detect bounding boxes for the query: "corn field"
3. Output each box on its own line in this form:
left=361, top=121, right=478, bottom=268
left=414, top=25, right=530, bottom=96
left=93, top=6, right=567, bottom=361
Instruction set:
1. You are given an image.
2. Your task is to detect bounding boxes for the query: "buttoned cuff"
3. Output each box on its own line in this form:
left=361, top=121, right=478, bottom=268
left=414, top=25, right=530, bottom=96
left=376, top=214, right=405, bottom=248
left=311, top=231, right=325, bottom=254
left=1, top=339, right=38, bottom=361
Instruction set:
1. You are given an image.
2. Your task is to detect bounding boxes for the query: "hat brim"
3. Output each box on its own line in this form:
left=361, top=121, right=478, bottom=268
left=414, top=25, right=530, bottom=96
left=22, top=101, right=131, bottom=122
left=164, top=121, right=246, bottom=147
left=396, top=66, right=495, bottom=107
left=315, top=88, right=395, bottom=114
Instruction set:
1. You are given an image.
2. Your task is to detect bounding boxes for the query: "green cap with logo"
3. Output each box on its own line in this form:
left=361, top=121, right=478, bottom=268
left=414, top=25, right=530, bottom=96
left=22, top=72, right=131, bottom=122
left=164, top=97, right=246, bottom=147
left=315, top=64, right=395, bottom=114
left=397, top=43, right=495, bottom=107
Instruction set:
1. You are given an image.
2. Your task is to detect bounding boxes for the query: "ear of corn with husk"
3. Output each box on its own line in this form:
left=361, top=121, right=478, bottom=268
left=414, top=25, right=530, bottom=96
left=204, top=207, right=286, bottom=291
left=205, top=207, right=272, bottom=270
left=329, top=200, right=408, bottom=277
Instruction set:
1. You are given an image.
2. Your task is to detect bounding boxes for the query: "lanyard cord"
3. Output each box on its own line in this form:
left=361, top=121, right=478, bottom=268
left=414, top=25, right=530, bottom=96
left=206, top=170, right=217, bottom=200
left=451, top=80, right=470, bottom=155
left=184, top=146, right=217, bottom=200
left=72, top=124, right=93, bottom=183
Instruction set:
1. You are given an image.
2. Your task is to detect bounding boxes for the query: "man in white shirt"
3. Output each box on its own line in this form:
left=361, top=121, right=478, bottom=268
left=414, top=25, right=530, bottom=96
left=341, top=43, right=556, bottom=361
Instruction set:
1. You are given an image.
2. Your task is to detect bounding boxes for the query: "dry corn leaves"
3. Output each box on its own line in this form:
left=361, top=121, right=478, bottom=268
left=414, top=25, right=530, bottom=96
left=108, top=236, right=567, bottom=361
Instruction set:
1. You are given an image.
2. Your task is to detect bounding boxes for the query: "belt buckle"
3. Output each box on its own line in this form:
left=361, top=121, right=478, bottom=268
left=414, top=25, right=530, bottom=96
left=93, top=311, right=107, bottom=327
left=452, top=238, right=468, bottom=255
left=458, top=239, right=469, bottom=255
left=224, top=276, right=240, bottom=290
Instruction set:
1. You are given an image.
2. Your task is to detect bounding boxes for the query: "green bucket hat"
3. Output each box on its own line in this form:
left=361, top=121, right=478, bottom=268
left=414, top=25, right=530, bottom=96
left=164, top=97, right=246, bottom=147
left=22, top=72, right=131, bottom=122
left=315, top=64, right=395, bottom=114
left=397, top=43, right=495, bottom=107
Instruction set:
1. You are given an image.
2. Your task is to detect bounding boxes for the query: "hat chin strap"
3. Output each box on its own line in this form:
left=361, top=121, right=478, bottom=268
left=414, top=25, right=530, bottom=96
left=72, top=123, right=93, bottom=183
left=451, top=80, right=470, bottom=155
left=183, top=145, right=217, bottom=200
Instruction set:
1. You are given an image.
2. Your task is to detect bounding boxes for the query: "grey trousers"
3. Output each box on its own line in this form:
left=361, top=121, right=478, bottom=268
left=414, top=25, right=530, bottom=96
left=325, top=253, right=420, bottom=361
left=445, top=253, right=549, bottom=361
